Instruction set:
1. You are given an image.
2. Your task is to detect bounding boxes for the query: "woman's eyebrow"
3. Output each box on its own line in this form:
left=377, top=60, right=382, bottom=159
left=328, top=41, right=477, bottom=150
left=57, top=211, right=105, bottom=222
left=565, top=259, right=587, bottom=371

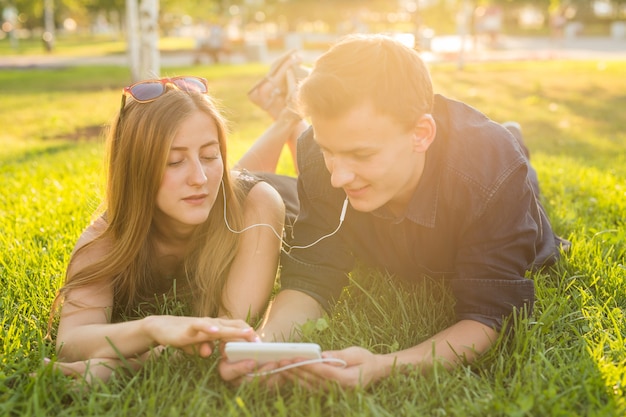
left=170, top=140, right=219, bottom=151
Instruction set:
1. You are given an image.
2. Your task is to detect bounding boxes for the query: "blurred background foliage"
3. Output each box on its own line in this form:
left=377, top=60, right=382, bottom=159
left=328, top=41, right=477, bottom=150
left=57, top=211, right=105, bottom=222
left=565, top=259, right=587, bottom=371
left=1, top=0, right=625, bottom=47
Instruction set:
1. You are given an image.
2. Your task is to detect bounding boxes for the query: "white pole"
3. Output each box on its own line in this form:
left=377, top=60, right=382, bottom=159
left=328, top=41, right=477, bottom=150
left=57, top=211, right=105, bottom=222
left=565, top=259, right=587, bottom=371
left=43, top=0, right=55, bottom=51
left=2, top=6, right=19, bottom=50
left=139, top=0, right=160, bottom=78
left=126, top=0, right=140, bottom=81
left=457, top=0, right=472, bottom=70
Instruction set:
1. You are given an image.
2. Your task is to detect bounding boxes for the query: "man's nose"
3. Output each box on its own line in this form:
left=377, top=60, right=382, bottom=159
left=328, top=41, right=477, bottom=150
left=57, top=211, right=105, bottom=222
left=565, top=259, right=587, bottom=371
left=329, top=159, right=355, bottom=189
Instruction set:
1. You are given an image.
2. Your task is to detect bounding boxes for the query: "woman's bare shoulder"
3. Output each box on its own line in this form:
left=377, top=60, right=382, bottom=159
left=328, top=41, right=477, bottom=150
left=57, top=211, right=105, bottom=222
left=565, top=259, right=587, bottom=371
left=244, top=181, right=285, bottom=217
left=68, top=216, right=113, bottom=274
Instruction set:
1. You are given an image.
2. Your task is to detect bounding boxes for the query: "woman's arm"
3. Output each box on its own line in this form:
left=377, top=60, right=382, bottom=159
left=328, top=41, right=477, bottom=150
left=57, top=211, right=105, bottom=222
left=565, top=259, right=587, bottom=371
left=219, top=181, right=285, bottom=321
left=57, top=278, right=257, bottom=362
left=56, top=223, right=257, bottom=363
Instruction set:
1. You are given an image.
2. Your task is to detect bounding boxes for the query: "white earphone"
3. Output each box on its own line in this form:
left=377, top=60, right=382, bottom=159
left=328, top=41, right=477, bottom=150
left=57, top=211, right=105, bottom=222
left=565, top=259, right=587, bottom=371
left=220, top=180, right=349, bottom=253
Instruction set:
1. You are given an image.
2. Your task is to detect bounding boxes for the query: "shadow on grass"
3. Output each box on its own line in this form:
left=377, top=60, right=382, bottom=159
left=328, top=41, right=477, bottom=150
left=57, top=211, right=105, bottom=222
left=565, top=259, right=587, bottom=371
left=50, top=125, right=104, bottom=142
left=1, top=141, right=82, bottom=167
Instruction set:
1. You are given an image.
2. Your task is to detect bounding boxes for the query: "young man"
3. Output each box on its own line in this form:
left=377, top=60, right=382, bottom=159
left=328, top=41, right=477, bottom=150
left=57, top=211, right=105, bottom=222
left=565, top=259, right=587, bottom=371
left=220, top=34, right=566, bottom=388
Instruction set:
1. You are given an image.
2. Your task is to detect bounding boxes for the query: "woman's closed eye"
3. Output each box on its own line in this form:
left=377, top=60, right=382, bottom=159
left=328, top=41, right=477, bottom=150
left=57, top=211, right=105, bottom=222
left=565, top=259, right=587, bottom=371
left=168, top=159, right=184, bottom=167
left=201, top=153, right=221, bottom=162
left=167, top=154, right=220, bottom=166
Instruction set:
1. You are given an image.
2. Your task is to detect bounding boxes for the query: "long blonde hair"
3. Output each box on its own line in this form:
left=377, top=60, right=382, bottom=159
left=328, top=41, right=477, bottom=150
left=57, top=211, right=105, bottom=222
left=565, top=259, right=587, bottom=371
left=52, top=88, right=245, bottom=323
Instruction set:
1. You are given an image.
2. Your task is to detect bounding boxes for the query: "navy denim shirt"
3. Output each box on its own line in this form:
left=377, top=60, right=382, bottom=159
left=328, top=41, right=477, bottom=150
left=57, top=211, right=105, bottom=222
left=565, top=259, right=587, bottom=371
left=281, top=95, right=562, bottom=331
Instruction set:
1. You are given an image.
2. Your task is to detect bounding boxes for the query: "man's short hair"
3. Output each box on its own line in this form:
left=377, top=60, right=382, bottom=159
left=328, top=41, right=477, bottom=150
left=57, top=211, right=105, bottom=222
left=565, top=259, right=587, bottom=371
left=298, top=34, right=434, bottom=130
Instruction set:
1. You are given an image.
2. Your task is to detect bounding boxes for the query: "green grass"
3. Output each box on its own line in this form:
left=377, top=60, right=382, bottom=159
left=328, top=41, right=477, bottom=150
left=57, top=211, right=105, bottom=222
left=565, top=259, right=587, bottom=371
left=1, top=58, right=625, bottom=416
left=0, top=34, right=196, bottom=57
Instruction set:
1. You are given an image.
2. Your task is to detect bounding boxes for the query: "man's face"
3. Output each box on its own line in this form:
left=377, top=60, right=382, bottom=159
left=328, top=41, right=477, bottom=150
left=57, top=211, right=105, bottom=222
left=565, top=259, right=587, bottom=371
left=311, top=102, right=426, bottom=216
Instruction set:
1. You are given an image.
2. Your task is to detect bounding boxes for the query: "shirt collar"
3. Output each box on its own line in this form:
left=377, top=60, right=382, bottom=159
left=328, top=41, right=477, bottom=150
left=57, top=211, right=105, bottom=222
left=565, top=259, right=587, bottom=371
left=371, top=150, right=441, bottom=227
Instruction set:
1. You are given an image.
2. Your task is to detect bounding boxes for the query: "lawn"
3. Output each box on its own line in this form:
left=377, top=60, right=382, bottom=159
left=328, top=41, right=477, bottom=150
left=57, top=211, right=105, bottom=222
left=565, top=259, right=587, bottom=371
left=1, top=56, right=625, bottom=416
left=0, top=33, right=196, bottom=57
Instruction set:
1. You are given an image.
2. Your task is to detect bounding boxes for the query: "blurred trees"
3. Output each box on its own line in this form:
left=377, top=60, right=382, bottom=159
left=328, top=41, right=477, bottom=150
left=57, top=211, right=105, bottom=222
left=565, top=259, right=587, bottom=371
left=1, top=0, right=624, bottom=36
left=0, top=0, right=122, bottom=30
left=1, top=0, right=414, bottom=33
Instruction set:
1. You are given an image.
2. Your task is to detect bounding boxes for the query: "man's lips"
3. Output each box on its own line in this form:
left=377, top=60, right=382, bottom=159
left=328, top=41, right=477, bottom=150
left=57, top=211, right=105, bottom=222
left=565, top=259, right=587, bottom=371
left=344, top=185, right=368, bottom=198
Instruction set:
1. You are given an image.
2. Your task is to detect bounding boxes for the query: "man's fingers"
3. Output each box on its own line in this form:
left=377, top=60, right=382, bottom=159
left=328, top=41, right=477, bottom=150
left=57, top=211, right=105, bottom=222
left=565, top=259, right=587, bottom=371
left=282, top=367, right=325, bottom=390
left=219, top=359, right=256, bottom=382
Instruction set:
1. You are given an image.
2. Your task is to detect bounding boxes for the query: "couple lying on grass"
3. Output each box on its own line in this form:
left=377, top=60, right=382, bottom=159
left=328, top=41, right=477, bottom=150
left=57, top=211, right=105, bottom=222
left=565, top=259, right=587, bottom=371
left=48, top=34, right=569, bottom=389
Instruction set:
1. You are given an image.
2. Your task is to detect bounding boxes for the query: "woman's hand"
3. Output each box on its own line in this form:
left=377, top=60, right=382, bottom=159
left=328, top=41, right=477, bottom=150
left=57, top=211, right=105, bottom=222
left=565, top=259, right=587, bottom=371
left=142, top=315, right=259, bottom=357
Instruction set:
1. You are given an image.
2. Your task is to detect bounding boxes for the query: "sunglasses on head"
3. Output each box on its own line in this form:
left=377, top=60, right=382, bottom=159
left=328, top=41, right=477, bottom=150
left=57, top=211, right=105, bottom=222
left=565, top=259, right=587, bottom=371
left=119, top=76, right=209, bottom=114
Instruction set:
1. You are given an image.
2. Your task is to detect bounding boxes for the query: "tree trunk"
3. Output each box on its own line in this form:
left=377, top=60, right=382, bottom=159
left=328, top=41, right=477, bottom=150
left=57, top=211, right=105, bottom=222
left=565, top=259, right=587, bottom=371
left=43, top=0, right=55, bottom=52
left=139, top=0, right=160, bottom=79
left=126, top=0, right=140, bottom=81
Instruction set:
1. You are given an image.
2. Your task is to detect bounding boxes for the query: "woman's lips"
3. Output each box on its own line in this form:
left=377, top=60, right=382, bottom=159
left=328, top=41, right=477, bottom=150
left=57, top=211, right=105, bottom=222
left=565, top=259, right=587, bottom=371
left=183, top=193, right=208, bottom=205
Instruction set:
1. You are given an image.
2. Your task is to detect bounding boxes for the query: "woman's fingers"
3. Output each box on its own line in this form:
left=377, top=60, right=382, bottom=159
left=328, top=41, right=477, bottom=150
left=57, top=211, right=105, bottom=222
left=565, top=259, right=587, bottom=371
left=188, top=318, right=258, bottom=342
left=179, top=341, right=214, bottom=357
left=50, top=358, right=126, bottom=384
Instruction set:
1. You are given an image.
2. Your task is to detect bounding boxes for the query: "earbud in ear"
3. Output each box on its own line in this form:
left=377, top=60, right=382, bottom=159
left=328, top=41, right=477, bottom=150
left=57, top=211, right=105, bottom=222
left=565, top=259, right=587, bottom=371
left=412, top=132, right=425, bottom=142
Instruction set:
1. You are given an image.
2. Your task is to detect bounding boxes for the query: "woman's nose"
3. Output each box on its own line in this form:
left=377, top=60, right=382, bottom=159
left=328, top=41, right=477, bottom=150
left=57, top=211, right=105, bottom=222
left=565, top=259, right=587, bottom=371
left=188, top=159, right=208, bottom=185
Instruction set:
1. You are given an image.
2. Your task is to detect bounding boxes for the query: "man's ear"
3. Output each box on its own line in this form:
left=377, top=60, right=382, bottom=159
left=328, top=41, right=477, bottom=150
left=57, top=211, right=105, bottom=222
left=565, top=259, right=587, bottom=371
left=412, top=114, right=436, bottom=153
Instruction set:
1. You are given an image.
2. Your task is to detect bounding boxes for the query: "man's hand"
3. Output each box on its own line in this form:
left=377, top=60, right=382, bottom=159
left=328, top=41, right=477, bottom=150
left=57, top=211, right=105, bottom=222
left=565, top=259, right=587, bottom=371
left=263, top=320, right=497, bottom=391
left=217, top=354, right=289, bottom=389
left=281, top=346, right=383, bottom=390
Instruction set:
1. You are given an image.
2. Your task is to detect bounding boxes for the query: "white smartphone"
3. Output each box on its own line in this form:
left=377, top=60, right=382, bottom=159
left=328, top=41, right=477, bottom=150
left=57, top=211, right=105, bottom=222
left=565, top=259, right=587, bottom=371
left=224, top=342, right=322, bottom=365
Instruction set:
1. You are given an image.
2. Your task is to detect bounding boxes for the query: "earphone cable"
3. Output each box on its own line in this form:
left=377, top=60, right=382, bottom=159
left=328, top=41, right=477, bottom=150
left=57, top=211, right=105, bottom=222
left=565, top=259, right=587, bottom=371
left=221, top=180, right=348, bottom=253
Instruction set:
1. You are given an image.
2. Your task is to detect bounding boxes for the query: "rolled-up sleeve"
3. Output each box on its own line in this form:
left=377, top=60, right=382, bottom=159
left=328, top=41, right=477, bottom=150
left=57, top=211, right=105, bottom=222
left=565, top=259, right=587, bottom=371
left=451, top=164, right=539, bottom=330
left=449, top=278, right=534, bottom=330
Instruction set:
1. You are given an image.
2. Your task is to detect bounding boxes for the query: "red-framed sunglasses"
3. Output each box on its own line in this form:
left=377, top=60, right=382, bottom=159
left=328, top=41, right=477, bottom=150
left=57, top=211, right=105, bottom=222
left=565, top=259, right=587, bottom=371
left=119, top=76, right=209, bottom=114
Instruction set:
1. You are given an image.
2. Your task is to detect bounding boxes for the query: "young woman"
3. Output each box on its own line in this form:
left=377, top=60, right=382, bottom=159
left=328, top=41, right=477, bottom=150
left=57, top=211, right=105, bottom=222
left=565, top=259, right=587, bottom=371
left=50, top=75, right=291, bottom=382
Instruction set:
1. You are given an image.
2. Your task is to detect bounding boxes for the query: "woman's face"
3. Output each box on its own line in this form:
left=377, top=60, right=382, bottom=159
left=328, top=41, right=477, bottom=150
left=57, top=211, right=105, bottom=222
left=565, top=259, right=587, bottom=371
left=154, top=110, right=224, bottom=232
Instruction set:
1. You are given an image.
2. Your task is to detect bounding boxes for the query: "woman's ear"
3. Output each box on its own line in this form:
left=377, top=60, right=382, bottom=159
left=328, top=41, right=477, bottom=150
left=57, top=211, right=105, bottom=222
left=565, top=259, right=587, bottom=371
left=412, top=114, right=436, bottom=153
